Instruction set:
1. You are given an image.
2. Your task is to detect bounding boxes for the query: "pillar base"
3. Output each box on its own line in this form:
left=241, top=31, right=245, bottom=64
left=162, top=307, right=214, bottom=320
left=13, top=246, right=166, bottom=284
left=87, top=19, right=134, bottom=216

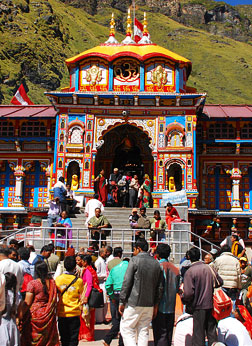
left=230, top=206, right=243, bottom=212
left=12, top=197, right=24, bottom=208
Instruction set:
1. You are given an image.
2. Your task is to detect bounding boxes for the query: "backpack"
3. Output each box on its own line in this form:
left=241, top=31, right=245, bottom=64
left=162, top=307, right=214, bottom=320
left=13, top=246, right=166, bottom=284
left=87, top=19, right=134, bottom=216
left=212, top=288, right=232, bottom=320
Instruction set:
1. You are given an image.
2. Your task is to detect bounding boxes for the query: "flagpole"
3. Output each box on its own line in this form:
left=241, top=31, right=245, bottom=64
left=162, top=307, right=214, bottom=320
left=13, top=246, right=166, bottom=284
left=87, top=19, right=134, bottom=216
left=133, top=0, right=135, bottom=39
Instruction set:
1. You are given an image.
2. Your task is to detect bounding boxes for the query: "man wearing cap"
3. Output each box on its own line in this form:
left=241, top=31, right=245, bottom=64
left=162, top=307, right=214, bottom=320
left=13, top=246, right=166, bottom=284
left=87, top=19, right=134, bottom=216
left=109, top=168, right=121, bottom=205
left=240, top=256, right=252, bottom=304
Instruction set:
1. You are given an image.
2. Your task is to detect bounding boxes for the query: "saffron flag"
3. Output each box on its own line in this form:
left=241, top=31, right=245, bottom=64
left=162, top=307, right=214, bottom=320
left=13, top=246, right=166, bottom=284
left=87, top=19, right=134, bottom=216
left=10, top=84, right=34, bottom=105
left=134, top=18, right=143, bottom=43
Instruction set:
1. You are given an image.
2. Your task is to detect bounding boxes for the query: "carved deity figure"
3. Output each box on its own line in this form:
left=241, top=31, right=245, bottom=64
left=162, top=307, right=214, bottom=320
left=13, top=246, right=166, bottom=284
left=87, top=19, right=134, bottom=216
left=71, top=174, right=79, bottom=191
left=86, top=65, right=102, bottom=85
left=169, top=176, right=176, bottom=192
left=151, top=65, right=168, bottom=88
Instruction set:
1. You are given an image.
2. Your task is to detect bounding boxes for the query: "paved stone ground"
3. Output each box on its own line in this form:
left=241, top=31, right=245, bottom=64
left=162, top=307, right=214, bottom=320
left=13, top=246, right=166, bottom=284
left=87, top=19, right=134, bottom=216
left=78, top=323, right=155, bottom=345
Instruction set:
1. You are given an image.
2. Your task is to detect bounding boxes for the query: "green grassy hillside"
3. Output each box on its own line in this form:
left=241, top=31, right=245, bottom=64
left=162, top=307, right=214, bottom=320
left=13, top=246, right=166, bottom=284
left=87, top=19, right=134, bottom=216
left=0, top=0, right=251, bottom=104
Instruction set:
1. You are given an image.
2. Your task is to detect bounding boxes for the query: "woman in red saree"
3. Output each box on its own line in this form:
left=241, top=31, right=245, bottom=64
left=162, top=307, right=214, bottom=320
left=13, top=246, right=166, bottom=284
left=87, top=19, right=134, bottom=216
left=142, top=174, right=151, bottom=208
left=19, top=261, right=59, bottom=346
left=77, top=254, right=102, bottom=342
left=165, top=202, right=181, bottom=230
left=235, top=305, right=252, bottom=338
left=94, top=169, right=107, bottom=206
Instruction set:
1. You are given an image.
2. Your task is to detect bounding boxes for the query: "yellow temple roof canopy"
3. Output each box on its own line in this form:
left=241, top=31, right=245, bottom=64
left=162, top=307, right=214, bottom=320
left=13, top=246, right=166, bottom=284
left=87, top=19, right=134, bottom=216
left=65, top=43, right=191, bottom=71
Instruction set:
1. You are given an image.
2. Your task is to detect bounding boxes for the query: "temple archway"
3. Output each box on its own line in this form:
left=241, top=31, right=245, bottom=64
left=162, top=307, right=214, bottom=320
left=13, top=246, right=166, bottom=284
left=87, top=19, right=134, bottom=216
left=67, top=161, right=80, bottom=186
left=166, top=162, right=182, bottom=191
left=95, top=124, right=153, bottom=183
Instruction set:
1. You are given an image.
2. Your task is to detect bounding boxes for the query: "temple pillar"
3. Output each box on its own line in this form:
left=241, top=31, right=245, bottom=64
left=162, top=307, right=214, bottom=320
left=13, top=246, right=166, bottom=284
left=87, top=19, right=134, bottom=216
left=229, top=168, right=243, bottom=212
left=11, top=165, right=25, bottom=208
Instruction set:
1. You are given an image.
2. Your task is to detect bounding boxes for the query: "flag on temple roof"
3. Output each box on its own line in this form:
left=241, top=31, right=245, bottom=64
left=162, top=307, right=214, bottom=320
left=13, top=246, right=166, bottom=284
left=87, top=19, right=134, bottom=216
left=134, top=18, right=143, bottom=43
left=10, top=83, right=34, bottom=105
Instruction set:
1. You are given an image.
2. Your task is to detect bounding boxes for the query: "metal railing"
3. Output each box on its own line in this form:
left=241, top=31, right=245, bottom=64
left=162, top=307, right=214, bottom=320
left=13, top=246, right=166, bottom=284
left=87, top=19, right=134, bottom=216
left=0, top=225, right=220, bottom=264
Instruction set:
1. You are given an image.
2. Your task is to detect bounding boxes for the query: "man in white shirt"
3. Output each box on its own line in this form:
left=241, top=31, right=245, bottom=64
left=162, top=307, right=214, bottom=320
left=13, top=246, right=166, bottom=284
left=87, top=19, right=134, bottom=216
left=85, top=193, right=104, bottom=226
left=218, top=316, right=252, bottom=345
left=173, top=313, right=193, bottom=346
left=95, top=247, right=108, bottom=323
left=0, top=273, right=5, bottom=312
left=0, top=247, right=23, bottom=292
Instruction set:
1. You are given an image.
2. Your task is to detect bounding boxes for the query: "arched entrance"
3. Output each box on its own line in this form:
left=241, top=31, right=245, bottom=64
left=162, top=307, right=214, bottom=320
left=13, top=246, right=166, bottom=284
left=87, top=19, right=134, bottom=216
left=67, top=161, right=80, bottom=186
left=95, top=124, right=153, bottom=182
left=166, top=163, right=182, bottom=191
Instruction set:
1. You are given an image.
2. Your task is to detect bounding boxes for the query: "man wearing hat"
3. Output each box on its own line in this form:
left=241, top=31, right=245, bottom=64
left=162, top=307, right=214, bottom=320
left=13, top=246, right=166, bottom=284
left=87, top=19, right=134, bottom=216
left=240, top=256, right=252, bottom=304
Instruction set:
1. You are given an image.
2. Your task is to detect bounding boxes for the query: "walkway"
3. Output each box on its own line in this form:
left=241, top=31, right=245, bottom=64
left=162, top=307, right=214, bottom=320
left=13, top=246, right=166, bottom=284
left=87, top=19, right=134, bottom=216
left=78, top=323, right=155, bottom=345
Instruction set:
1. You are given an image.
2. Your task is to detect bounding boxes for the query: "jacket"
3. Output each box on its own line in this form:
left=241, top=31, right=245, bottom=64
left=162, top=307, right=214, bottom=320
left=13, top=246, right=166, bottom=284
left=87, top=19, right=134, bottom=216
left=182, top=261, right=223, bottom=310
left=119, top=252, right=163, bottom=307
left=53, top=181, right=67, bottom=202
left=105, top=260, right=129, bottom=298
left=212, top=252, right=241, bottom=289
left=158, top=259, right=180, bottom=314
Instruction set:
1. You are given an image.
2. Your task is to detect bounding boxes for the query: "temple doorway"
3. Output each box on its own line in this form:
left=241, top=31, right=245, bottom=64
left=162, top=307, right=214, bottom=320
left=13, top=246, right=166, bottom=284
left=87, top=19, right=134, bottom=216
left=67, top=161, right=80, bottom=186
left=166, top=163, right=182, bottom=191
left=95, top=124, right=153, bottom=183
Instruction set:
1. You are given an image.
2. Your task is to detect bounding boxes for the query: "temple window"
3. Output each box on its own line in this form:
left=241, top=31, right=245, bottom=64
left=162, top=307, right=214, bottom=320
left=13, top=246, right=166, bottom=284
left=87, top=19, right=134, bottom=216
left=69, top=126, right=82, bottom=144
left=20, top=121, right=46, bottom=137
left=60, top=133, right=64, bottom=141
left=58, top=161, right=63, bottom=168
left=61, top=120, right=65, bottom=129
left=51, top=123, right=56, bottom=137
left=87, top=121, right=92, bottom=130
left=241, top=123, right=252, bottom=139
left=166, top=130, right=184, bottom=147
left=87, top=134, right=91, bottom=142
left=207, top=123, right=235, bottom=139
left=85, top=161, right=89, bottom=169
left=86, top=146, right=90, bottom=153
left=159, top=124, right=164, bottom=133
left=196, top=124, right=203, bottom=138
left=59, top=144, right=64, bottom=152
left=0, top=121, right=14, bottom=137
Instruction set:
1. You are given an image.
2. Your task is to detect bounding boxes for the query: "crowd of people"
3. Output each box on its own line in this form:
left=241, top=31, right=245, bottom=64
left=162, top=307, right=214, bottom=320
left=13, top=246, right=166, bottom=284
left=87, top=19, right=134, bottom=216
left=94, top=168, right=152, bottom=208
left=1, top=228, right=252, bottom=345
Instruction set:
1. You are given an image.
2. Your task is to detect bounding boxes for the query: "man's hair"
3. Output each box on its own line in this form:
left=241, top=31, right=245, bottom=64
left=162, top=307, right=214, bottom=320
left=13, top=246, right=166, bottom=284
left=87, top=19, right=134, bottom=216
left=188, top=247, right=200, bottom=262
left=106, top=246, right=113, bottom=255
left=221, top=245, right=231, bottom=253
left=0, top=247, right=10, bottom=257
left=93, top=194, right=99, bottom=199
left=134, top=239, right=148, bottom=252
left=64, top=256, right=76, bottom=271
left=59, top=177, right=64, bottom=183
left=18, top=247, right=30, bottom=261
left=140, top=207, right=146, bottom=212
left=156, top=243, right=171, bottom=259
left=9, top=239, right=19, bottom=246
left=153, top=210, right=160, bottom=216
left=113, top=247, right=123, bottom=257
left=40, top=245, right=51, bottom=254
left=232, top=234, right=239, bottom=241
left=99, top=247, right=106, bottom=255
left=95, top=207, right=101, bottom=211
left=47, top=243, right=55, bottom=252
left=9, top=248, right=18, bottom=255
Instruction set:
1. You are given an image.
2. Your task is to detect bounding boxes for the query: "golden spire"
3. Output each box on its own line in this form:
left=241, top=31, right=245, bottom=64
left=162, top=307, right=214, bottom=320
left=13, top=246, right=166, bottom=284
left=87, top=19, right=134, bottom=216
left=143, top=12, right=148, bottom=35
left=105, top=12, right=118, bottom=44
left=122, top=8, right=135, bottom=44
left=109, top=13, right=116, bottom=36
left=138, top=12, right=152, bottom=44
left=126, top=8, right=132, bottom=36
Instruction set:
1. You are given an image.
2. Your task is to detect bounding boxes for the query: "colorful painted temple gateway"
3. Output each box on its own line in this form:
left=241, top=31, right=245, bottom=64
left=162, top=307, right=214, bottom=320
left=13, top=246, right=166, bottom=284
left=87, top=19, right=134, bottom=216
left=0, top=12, right=252, bottom=238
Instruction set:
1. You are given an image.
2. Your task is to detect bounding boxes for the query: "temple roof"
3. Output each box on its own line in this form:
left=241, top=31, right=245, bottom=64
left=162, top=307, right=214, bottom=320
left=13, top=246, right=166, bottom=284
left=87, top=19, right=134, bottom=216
left=65, top=44, right=192, bottom=70
left=203, top=105, right=252, bottom=118
left=0, top=105, right=56, bottom=118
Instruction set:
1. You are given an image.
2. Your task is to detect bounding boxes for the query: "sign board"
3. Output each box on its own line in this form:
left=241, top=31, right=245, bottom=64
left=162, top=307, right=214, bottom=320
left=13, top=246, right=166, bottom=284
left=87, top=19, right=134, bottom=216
left=15, top=229, right=42, bottom=242
left=161, top=190, right=188, bottom=207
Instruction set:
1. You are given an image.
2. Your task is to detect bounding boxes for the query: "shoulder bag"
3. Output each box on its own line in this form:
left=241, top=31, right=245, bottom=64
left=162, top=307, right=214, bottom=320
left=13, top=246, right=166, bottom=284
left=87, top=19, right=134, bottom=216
left=88, top=287, right=104, bottom=308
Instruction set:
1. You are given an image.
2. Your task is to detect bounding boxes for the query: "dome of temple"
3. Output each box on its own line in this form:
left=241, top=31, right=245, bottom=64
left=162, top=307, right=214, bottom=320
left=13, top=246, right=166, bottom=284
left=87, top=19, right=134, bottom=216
left=66, top=44, right=192, bottom=76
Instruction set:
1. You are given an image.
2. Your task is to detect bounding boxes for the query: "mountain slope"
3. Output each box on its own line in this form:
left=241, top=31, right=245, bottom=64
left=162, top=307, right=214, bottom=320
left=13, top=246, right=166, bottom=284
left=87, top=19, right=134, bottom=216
left=0, top=0, right=252, bottom=104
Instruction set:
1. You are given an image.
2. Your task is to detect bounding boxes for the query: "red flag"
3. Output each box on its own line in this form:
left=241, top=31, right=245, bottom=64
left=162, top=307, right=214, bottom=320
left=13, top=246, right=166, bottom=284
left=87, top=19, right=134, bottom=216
left=134, top=18, right=143, bottom=43
left=10, top=84, right=34, bottom=105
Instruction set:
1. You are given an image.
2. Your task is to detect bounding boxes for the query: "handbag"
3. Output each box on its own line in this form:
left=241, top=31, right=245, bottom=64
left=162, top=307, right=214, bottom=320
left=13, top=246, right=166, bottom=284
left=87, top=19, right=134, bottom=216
left=209, top=266, right=232, bottom=320
left=88, top=288, right=104, bottom=308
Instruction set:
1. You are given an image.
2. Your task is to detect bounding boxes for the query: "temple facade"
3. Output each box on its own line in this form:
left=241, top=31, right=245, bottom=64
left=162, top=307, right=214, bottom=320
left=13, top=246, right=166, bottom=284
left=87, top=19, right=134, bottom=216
left=0, top=12, right=252, bottom=236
